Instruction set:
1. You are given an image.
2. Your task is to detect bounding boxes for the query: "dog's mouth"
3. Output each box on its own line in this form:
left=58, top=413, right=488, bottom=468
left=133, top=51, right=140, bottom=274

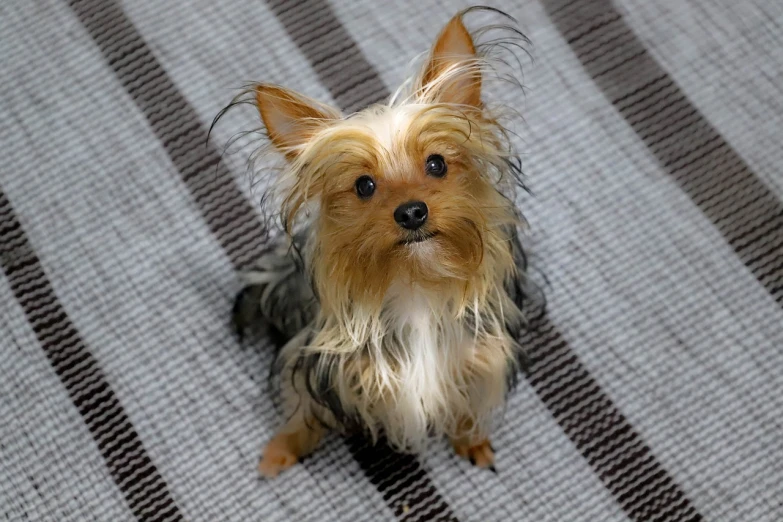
left=399, top=230, right=438, bottom=245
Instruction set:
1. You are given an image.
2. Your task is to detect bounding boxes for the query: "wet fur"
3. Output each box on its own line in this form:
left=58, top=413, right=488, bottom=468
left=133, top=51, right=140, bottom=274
left=223, top=7, right=535, bottom=471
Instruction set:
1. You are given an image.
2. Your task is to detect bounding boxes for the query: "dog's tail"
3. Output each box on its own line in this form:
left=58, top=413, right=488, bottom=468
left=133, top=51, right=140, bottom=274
left=232, top=234, right=318, bottom=345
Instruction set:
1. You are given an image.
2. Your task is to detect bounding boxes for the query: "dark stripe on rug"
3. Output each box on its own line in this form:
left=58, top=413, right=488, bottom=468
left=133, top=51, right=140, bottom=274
left=544, top=0, right=783, bottom=305
left=521, top=318, right=702, bottom=521
left=347, top=436, right=457, bottom=522
left=266, top=2, right=704, bottom=520
left=266, top=2, right=457, bottom=521
left=0, top=190, right=183, bottom=522
left=266, top=0, right=388, bottom=114
left=67, top=0, right=452, bottom=520
left=541, top=3, right=707, bottom=518
left=68, top=0, right=268, bottom=270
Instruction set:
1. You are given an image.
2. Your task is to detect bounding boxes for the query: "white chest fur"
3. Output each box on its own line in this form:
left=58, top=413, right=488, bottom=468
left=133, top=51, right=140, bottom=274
left=369, top=286, right=510, bottom=451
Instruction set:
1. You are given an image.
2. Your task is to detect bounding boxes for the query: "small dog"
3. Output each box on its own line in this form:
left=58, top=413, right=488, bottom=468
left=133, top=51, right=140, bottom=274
left=228, top=8, right=532, bottom=477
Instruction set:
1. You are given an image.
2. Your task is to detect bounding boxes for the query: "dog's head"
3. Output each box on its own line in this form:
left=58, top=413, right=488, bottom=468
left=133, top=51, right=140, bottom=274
left=252, top=11, right=525, bottom=313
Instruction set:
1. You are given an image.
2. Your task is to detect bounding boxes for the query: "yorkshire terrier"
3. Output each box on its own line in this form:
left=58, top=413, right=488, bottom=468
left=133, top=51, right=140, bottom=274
left=227, top=8, right=533, bottom=478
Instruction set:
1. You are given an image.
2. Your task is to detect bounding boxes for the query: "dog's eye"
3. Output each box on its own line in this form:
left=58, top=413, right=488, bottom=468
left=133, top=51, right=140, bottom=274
left=355, top=175, right=376, bottom=199
left=425, top=154, right=447, bottom=177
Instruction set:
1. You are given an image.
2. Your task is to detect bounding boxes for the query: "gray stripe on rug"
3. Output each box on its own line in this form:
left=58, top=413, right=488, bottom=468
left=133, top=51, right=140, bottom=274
left=0, top=188, right=184, bottom=522
left=544, top=0, right=783, bottom=306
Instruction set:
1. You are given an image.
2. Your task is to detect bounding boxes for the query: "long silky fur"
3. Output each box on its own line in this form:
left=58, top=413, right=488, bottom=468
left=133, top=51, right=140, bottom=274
left=229, top=7, right=538, bottom=453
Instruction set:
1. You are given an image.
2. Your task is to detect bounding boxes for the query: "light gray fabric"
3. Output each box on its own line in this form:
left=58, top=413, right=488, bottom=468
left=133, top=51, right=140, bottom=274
left=518, top=1, right=783, bottom=518
left=618, top=0, right=783, bottom=198
left=0, top=279, right=132, bottom=522
left=516, top=1, right=783, bottom=519
left=2, top=0, right=782, bottom=521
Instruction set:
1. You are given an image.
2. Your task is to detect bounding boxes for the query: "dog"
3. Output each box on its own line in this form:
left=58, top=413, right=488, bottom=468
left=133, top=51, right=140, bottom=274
left=226, top=7, right=533, bottom=478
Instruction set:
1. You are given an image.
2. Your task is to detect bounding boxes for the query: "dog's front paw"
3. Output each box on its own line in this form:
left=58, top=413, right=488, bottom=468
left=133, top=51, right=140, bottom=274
left=258, top=434, right=299, bottom=478
left=452, top=438, right=496, bottom=472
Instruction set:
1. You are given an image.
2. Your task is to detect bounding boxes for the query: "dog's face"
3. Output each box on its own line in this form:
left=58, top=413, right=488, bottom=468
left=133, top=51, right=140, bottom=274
left=255, top=15, right=518, bottom=310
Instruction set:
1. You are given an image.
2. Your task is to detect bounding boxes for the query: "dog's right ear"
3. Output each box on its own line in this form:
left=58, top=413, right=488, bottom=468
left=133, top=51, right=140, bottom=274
left=255, top=85, right=340, bottom=160
left=420, top=13, right=481, bottom=108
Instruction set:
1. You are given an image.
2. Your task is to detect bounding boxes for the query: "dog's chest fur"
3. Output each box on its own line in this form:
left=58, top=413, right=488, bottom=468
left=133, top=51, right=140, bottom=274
left=343, top=285, right=513, bottom=450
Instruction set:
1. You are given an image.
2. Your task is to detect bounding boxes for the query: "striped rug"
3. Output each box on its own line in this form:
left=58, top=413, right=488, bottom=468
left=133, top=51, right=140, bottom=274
left=2, top=1, right=781, bottom=520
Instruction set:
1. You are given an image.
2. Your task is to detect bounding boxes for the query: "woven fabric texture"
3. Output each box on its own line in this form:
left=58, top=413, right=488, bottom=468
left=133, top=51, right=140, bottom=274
left=1, top=1, right=781, bottom=521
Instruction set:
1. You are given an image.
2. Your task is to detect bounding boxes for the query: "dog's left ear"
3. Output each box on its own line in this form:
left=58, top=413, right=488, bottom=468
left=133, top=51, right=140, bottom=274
left=420, top=13, right=481, bottom=107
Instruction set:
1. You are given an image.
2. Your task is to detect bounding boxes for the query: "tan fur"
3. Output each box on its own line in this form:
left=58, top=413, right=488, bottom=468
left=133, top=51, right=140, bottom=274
left=250, top=10, right=527, bottom=476
left=452, top=438, right=495, bottom=469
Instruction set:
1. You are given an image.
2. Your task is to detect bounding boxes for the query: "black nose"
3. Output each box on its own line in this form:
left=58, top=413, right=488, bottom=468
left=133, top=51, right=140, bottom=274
left=394, top=201, right=428, bottom=230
